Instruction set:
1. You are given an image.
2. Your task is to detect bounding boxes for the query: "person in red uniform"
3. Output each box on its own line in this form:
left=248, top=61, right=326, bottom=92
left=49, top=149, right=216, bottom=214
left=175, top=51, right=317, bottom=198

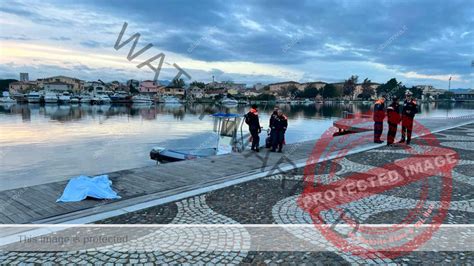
left=245, top=104, right=261, bottom=152
left=373, top=96, right=386, bottom=143
left=271, top=109, right=288, bottom=152
left=386, top=96, right=401, bottom=146
left=400, top=90, right=418, bottom=145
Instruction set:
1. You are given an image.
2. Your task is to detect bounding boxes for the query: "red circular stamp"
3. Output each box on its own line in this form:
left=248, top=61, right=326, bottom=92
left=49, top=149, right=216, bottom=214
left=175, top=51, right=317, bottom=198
left=297, top=111, right=459, bottom=259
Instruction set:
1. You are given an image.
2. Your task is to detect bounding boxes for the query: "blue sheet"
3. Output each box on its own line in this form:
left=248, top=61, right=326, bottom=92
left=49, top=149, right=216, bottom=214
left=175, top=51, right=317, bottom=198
left=57, top=175, right=121, bottom=202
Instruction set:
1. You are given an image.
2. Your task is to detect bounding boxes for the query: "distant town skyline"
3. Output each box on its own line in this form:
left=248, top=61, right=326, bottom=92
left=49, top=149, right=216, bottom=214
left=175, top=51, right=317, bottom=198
left=0, top=0, right=472, bottom=89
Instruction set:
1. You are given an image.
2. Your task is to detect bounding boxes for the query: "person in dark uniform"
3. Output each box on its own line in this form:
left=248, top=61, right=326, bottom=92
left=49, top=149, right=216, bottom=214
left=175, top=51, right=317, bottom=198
left=245, top=104, right=261, bottom=152
left=386, top=96, right=401, bottom=146
left=373, top=96, right=386, bottom=143
left=271, top=109, right=288, bottom=152
left=400, top=90, right=418, bottom=145
left=268, top=107, right=279, bottom=148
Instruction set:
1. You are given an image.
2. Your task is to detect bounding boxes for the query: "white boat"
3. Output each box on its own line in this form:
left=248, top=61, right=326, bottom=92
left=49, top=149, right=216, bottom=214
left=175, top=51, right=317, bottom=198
left=70, top=96, right=80, bottom=104
left=58, top=92, right=71, bottom=104
left=161, top=95, right=182, bottom=104
left=221, top=97, right=239, bottom=105
left=44, top=92, right=58, bottom=104
left=79, top=94, right=92, bottom=104
left=132, top=94, right=153, bottom=104
left=27, top=91, right=42, bottom=103
left=97, top=93, right=111, bottom=104
left=150, top=113, right=246, bottom=163
left=0, top=91, right=16, bottom=103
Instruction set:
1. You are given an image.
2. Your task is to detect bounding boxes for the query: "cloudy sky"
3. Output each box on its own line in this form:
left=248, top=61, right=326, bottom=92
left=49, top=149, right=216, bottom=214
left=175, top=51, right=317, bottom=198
left=0, top=0, right=472, bottom=89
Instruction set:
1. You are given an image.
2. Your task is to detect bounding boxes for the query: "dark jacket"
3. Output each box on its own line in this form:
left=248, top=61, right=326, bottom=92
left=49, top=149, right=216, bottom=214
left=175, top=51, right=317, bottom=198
left=269, top=111, right=278, bottom=130
left=373, top=100, right=385, bottom=122
left=387, top=102, right=401, bottom=124
left=245, top=108, right=261, bottom=129
left=273, top=115, right=288, bottom=131
left=402, top=99, right=418, bottom=118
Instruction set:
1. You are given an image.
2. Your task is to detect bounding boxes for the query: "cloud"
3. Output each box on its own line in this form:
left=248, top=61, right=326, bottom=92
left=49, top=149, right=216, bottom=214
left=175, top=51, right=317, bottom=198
left=400, top=71, right=462, bottom=82
left=50, top=36, right=71, bottom=41
left=0, top=0, right=472, bottom=89
left=80, top=40, right=104, bottom=48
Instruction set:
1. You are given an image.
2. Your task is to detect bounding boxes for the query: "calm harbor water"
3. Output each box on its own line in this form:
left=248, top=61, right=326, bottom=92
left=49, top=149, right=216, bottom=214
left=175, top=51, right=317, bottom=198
left=1, top=102, right=473, bottom=191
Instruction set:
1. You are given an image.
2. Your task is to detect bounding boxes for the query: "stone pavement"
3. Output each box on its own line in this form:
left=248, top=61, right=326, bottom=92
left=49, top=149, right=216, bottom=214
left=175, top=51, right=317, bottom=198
left=1, top=123, right=474, bottom=264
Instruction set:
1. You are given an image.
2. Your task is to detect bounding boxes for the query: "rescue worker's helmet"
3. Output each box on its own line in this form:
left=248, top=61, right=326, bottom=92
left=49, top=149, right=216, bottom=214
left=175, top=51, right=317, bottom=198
left=405, top=90, right=413, bottom=96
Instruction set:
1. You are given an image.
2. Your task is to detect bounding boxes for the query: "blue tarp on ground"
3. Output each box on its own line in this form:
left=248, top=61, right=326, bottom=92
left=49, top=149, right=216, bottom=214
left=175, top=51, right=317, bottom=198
left=56, top=175, right=121, bottom=202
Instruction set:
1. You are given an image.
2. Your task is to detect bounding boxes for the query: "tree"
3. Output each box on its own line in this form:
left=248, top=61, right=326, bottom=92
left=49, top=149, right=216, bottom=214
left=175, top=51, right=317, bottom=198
left=170, top=78, right=185, bottom=88
left=129, top=83, right=139, bottom=94
left=301, top=85, right=319, bottom=98
left=190, top=81, right=205, bottom=88
left=322, top=84, right=340, bottom=99
left=377, top=78, right=400, bottom=97
left=287, top=84, right=299, bottom=98
left=255, top=93, right=276, bottom=101
left=343, top=75, right=358, bottom=99
left=359, top=78, right=375, bottom=99
left=0, top=79, right=18, bottom=92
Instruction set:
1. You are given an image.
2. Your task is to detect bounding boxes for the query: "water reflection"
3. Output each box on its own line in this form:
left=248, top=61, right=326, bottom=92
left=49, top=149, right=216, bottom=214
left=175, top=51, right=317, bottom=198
left=1, top=102, right=473, bottom=124
left=0, top=101, right=473, bottom=191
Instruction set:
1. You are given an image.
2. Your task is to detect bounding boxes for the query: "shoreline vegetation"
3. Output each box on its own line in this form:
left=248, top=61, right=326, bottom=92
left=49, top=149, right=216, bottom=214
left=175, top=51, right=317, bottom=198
left=1, top=76, right=472, bottom=105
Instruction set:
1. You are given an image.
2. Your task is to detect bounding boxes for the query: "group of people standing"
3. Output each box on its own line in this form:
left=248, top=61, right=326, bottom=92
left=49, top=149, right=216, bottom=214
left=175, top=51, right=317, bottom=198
left=373, top=90, right=418, bottom=146
left=245, top=104, right=288, bottom=152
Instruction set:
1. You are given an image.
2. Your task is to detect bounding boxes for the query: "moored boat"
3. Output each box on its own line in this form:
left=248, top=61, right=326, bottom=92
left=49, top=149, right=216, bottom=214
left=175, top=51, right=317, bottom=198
left=0, top=91, right=17, bottom=103
left=58, top=92, right=71, bottom=104
left=44, top=92, right=58, bottom=104
left=27, top=91, right=42, bottom=103
left=110, top=91, right=132, bottom=103
left=132, top=94, right=153, bottom=104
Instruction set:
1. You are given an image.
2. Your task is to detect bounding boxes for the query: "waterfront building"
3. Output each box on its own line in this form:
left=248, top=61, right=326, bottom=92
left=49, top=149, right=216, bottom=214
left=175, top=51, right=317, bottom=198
left=37, top=76, right=83, bottom=93
left=243, top=88, right=260, bottom=97
left=417, top=85, right=444, bottom=100
left=43, top=82, right=73, bottom=92
left=9, top=81, right=38, bottom=94
left=453, top=89, right=474, bottom=101
left=206, top=81, right=246, bottom=91
left=162, top=87, right=186, bottom=97
left=139, top=80, right=162, bottom=94
left=268, top=81, right=301, bottom=93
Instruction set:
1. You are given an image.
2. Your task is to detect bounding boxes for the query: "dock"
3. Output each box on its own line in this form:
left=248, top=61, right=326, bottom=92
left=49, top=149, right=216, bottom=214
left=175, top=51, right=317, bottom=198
left=0, top=116, right=473, bottom=225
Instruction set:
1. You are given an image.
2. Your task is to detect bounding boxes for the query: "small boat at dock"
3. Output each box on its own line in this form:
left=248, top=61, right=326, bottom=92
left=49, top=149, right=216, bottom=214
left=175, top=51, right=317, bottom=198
left=150, top=113, right=247, bottom=163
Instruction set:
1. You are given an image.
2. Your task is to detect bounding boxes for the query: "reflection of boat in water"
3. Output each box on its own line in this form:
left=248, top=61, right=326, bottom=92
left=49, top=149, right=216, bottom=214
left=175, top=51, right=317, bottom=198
left=27, top=91, right=42, bottom=103
left=220, top=97, right=238, bottom=106
left=132, top=94, right=153, bottom=104
left=159, top=95, right=182, bottom=104
left=79, top=94, right=92, bottom=104
left=70, top=96, right=80, bottom=104
left=0, top=92, right=16, bottom=103
left=150, top=113, right=246, bottom=163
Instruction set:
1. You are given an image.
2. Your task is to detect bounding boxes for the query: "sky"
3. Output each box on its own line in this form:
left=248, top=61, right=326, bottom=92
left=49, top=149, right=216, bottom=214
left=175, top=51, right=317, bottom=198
left=0, top=0, right=472, bottom=89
